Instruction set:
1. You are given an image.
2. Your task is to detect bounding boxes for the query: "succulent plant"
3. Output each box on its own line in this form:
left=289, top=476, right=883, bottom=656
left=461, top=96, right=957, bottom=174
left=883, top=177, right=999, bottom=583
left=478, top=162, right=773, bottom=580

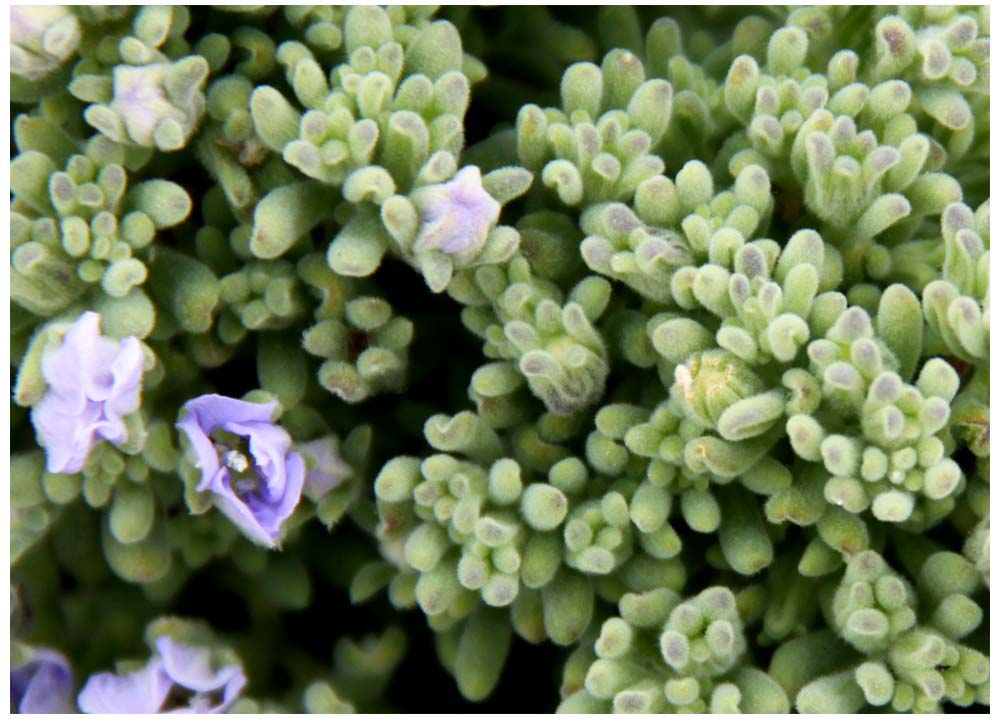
left=9, top=5, right=989, bottom=714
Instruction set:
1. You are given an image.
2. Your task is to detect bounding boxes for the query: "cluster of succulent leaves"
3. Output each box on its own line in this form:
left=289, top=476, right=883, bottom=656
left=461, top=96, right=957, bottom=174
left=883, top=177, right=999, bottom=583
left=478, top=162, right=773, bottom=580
left=10, top=4, right=989, bottom=713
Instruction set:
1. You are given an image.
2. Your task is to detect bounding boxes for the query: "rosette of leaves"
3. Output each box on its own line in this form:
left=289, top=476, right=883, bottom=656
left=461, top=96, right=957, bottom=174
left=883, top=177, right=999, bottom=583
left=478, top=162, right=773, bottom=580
left=789, top=549, right=988, bottom=712
left=647, top=227, right=844, bottom=369
left=11, top=128, right=190, bottom=323
left=515, top=48, right=673, bottom=208
left=788, top=109, right=961, bottom=271
left=251, top=28, right=464, bottom=191
left=219, top=259, right=309, bottom=336
left=723, top=25, right=870, bottom=167
left=726, top=45, right=870, bottom=217
left=365, top=432, right=690, bottom=700
left=10, top=5, right=82, bottom=94
left=65, top=7, right=211, bottom=151
left=246, top=9, right=466, bottom=205
left=922, top=200, right=989, bottom=366
left=582, top=391, right=786, bottom=577
left=459, top=261, right=612, bottom=416
left=784, top=298, right=968, bottom=527
left=372, top=452, right=532, bottom=617
left=367, top=453, right=538, bottom=699
left=640, top=16, right=739, bottom=167
left=869, top=8, right=989, bottom=140
left=558, top=586, right=789, bottom=713
left=195, top=70, right=277, bottom=220
left=579, top=161, right=774, bottom=304
left=302, top=294, right=413, bottom=402
left=721, top=26, right=968, bottom=276
left=245, top=7, right=529, bottom=291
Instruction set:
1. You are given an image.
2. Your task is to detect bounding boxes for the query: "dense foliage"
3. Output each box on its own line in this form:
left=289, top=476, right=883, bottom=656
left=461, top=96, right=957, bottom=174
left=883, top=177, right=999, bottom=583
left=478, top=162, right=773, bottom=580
left=10, top=5, right=989, bottom=713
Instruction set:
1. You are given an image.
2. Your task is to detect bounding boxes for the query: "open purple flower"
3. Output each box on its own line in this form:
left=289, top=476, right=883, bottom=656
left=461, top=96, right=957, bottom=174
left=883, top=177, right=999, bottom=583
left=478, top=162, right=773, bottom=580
left=413, top=166, right=501, bottom=257
left=298, top=436, right=353, bottom=502
left=11, top=648, right=75, bottom=714
left=31, top=311, right=144, bottom=474
left=77, top=636, right=246, bottom=713
left=176, top=394, right=304, bottom=547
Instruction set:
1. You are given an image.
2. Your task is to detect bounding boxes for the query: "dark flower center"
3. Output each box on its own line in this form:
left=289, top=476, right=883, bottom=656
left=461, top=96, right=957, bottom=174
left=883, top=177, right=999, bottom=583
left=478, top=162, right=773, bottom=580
left=211, top=430, right=261, bottom=498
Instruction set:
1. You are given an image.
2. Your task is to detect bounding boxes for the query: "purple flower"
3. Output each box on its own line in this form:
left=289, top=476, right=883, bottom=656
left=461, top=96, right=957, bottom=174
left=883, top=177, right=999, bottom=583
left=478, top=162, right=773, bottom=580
left=298, top=436, right=353, bottom=502
left=413, top=166, right=501, bottom=258
left=176, top=394, right=305, bottom=547
left=77, top=636, right=246, bottom=713
left=11, top=648, right=75, bottom=713
left=31, top=311, right=144, bottom=474
left=111, top=63, right=189, bottom=147
left=10, top=6, right=81, bottom=81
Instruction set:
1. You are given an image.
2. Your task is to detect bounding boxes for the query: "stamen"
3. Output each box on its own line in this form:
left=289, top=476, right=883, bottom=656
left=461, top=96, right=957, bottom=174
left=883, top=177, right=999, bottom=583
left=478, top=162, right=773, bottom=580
left=223, top=449, right=250, bottom=473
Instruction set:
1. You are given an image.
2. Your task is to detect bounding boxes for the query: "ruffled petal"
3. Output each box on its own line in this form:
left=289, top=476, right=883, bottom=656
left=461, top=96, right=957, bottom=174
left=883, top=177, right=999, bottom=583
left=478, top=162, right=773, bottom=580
left=33, top=312, right=147, bottom=472
left=77, top=660, right=172, bottom=714
left=299, top=436, right=352, bottom=502
left=40, top=312, right=98, bottom=415
left=12, top=648, right=75, bottom=714
left=178, top=395, right=303, bottom=547
left=156, top=637, right=245, bottom=700
left=104, top=336, right=145, bottom=417
left=179, top=395, right=278, bottom=435
left=208, top=474, right=280, bottom=547
left=32, top=394, right=102, bottom=473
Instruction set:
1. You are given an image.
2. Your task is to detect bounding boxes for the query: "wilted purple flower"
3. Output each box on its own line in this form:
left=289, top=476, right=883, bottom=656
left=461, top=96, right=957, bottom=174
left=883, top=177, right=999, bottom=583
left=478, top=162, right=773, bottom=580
left=111, top=63, right=188, bottom=147
left=413, top=166, right=501, bottom=257
left=11, top=648, right=75, bottom=714
left=298, top=436, right=353, bottom=502
left=31, top=311, right=144, bottom=474
left=176, top=394, right=305, bottom=547
left=10, top=6, right=81, bottom=80
left=77, top=636, right=246, bottom=713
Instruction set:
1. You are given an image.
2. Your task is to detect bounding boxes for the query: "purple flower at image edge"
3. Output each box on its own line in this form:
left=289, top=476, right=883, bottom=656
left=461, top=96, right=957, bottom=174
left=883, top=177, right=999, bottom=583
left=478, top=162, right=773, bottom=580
left=31, top=311, right=144, bottom=474
left=176, top=394, right=305, bottom=547
left=11, top=648, right=75, bottom=714
left=77, top=636, right=246, bottom=713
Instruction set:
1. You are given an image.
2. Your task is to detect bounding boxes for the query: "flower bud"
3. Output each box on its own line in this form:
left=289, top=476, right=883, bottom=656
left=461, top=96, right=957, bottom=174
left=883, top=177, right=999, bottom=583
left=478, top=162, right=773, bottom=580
left=88, top=58, right=209, bottom=151
left=673, top=350, right=766, bottom=431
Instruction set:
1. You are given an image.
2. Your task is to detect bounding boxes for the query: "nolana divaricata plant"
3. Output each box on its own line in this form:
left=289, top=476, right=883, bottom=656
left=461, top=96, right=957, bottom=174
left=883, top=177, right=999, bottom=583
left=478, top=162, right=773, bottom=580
left=10, top=5, right=988, bottom=714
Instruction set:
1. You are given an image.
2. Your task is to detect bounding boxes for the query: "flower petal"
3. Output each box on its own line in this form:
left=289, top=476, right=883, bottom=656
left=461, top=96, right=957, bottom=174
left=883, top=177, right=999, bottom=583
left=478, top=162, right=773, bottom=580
left=156, top=637, right=246, bottom=707
left=12, top=648, right=75, bottom=714
left=77, top=660, right=172, bottom=714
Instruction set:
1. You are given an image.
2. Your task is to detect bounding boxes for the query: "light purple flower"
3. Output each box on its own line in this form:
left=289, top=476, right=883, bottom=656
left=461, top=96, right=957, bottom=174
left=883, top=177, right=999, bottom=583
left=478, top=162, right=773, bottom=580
left=11, top=647, right=75, bottom=714
left=31, top=311, right=144, bottom=474
left=176, top=394, right=305, bottom=547
left=298, top=436, right=353, bottom=502
left=111, top=63, right=189, bottom=146
left=413, top=166, right=501, bottom=258
left=10, top=6, right=81, bottom=80
left=77, top=636, right=246, bottom=714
